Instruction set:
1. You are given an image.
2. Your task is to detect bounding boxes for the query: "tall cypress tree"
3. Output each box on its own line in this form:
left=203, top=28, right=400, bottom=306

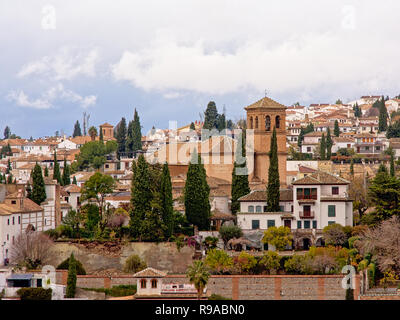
left=99, top=128, right=104, bottom=142
left=6, top=159, right=12, bottom=174
left=53, top=151, right=62, bottom=184
left=190, top=122, right=195, bottom=130
left=350, top=159, right=354, bottom=177
left=160, top=162, right=174, bottom=238
left=44, top=166, right=49, bottom=177
left=378, top=97, right=388, bottom=132
left=72, top=176, right=77, bottom=185
left=390, top=153, right=395, bottom=177
left=320, top=133, right=326, bottom=160
left=326, top=127, right=333, bottom=160
left=184, top=150, right=211, bottom=230
left=203, top=101, right=218, bottom=130
left=31, top=163, right=46, bottom=205
left=126, top=120, right=134, bottom=155
left=132, top=109, right=142, bottom=153
left=62, top=159, right=71, bottom=186
left=73, top=120, right=82, bottom=137
left=66, top=253, right=77, bottom=298
left=129, top=154, right=152, bottom=239
left=334, top=120, right=340, bottom=137
left=116, top=117, right=127, bottom=158
left=231, top=130, right=250, bottom=214
left=266, top=127, right=280, bottom=212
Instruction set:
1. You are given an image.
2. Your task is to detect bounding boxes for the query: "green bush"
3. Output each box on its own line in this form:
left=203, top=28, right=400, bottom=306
left=357, top=259, right=369, bottom=272
left=208, top=293, right=231, bottom=300
left=345, top=288, right=354, bottom=300
left=43, top=228, right=59, bottom=240
left=348, top=236, right=360, bottom=249
left=123, top=254, right=147, bottom=273
left=66, top=253, right=77, bottom=298
left=367, top=263, right=376, bottom=288
left=17, top=288, right=52, bottom=300
left=83, top=285, right=137, bottom=297
left=219, top=225, right=243, bottom=246
left=57, top=256, right=86, bottom=275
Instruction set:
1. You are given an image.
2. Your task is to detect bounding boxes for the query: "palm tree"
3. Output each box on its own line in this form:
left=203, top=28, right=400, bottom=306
left=88, top=126, right=98, bottom=141
left=186, top=260, right=210, bottom=299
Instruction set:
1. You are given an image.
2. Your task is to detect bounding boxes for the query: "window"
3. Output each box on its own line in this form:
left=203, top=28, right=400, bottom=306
left=328, top=221, right=335, bottom=225
left=105, top=164, right=109, bottom=168
left=276, top=116, right=280, bottom=129
left=251, top=220, right=260, bottom=229
left=7, top=219, right=9, bottom=225
left=11, top=200, right=16, bottom=205
left=256, top=206, right=262, bottom=213
left=365, top=146, right=369, bottom=151
left=250, top=117, right=253, bottom=129
left=267, top=220, right=275, bottom=228
left=18, top=216, right=20, bottom=224
left=332, top=187, right=339, bottom=195
left=312, top=220, right=317, bottom=229
left=140, top=279, right=146, bottom=288
left=12, top=217, right=14, bottom=225
left=7, top=234, right=9, bottom=241
left=307, top=147, right=311, bottom=152
left=328, top=205, right=336, bottom=217
left=248, top=205, right=254, bottom=213
left=297, top=188, right=317, bottom=200
left=304, top=221, right=310, bottom=229
left=151, top=279, right=157, bottom=289
left=297, top=221, right=302, bottom=229
left=255, top=116, right=258, bottom=129
left=265, top=116, right=271, bottom=131
left=376, top=146, right=380, bottom=151
left=279, top=205, right=284, bottom=212
left=263, top=206, right=268, bottom=212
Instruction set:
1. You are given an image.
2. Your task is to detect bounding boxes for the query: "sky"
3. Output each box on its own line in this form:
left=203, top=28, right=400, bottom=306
left=1, top=0, right=400, bottom=138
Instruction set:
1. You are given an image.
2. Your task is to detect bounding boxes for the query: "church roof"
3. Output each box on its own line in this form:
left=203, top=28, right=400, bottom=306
left=245, top=97, right=286, bottom=111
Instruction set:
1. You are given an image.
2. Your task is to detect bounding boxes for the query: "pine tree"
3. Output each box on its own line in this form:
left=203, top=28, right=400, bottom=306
left=44, top=166, right=49, bottom=177
left=231, top=130, right=250, bottom=214
left=184, top=150, right=211, bottom=230
left=326, top=127, right=333, bottom=160
left=132, top=109, right=142, bottom=153
left=116, top=117, right=127, bottom=158
left=334, top=120, right=340, bottom=137
left=320, top=133, right=326, bottom=160
left=53, top=151, right=62, bottom=184
left=62, top=159, right=71, bottom=185
left=160, top=163, right=174, bottom=238
left=66, top=253, right=77, bottom=298
left=72, top=120, right=82, bottom=137
left=129, top=154, right=152, bottom=239
left=203, top=101, right=218, bottom=130
left=31, top=163, right=46, bottom=205
left=266, top=127, right=280, bottom=212
left=72, top=176, right=77, bottom=185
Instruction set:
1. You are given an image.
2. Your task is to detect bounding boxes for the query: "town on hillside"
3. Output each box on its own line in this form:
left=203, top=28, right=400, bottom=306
left=1, top=95, right=400, bottom=301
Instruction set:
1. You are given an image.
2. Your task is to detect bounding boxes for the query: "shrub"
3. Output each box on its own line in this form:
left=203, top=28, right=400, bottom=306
left=17, top=287, right=52, bottom=300
left=204, top=236, right=218, bottom=249
left=236, top=251, right=257, bottom=274
left=174, top=235, right=185, bottom=252
left=123, top=254, right=147, bottom=273
left=323, top=223, right=348, bottom=246
left=43, top=228, right=59, bottom=240
left=83, top=285, right=137, bottom=297
left=66, top=253, right=77, bottom=298
left=262, top=226, right=292, bottom=251
left=57, top=256, right=86, bottom=275
left=345, top=288, right=354, bottom=300
left=348, top=236, right=360, bottom=249
left=219, top=225, right=243, bottom=246
left=259, top=251, right=281, bottom=274
left=367, top=263, right=376, bottom=288
left=284, top=254, right=312, bottom=274
left=205, top=249, right=233, bottom=274
left=208, top=294, right=231, bottom=300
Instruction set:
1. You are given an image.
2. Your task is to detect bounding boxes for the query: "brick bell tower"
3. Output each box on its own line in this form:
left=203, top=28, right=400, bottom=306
left=245, top=96, right=287, bottom=187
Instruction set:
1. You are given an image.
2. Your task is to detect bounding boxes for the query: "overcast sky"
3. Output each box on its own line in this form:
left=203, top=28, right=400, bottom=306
left=1, top=0, right=400, bottom=138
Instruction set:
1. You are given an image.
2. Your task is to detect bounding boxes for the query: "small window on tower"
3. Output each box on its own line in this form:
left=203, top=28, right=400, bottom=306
left=276, top=116, right=280, bottom=129
left=265, top=116, right=271, bottom=131
left=255, top=116, right=258, bottom=129
left=250, top=117, right=253, bottom=129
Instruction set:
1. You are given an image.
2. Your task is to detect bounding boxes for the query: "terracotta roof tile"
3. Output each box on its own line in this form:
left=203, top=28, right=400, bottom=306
left=133, top=267, right=167, bottom=278
left=245, top=97, right=286, bottom=110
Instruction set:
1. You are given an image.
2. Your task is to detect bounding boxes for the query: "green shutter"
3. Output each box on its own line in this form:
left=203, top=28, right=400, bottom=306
left=328, top=205, right=336, bottom=217
left=267, top=220, right=275, bottom=228
left=304, top=221, right=310, bottom=229
left=252, top=220, right=260, bottom=229
left=312, top=220, right=317, bottom=229
left=297, top=221, right=302, bottom=229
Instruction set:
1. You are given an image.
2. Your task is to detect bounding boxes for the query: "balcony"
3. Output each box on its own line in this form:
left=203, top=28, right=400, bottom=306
left=299, top=211, right=315, bottom=219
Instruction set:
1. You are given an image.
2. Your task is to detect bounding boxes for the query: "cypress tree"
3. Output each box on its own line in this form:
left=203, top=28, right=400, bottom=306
left=231, top=130, right=250, bottom=214
left=320, top=133, right=326, bottom=160
left=203, top=101, right=218, bottom=130
left=53, top=151, right=62, bottom=184
left=31, top=163, right=46, bottom=205
left=266, top=127, right=280, bottom=212
left=129, top=154, right=151, bottom=239
left=326, top=127, right=333, bottom=160
left=160, top=162, right=174, bottom=238
left=6, top=159, right=11, bottom=174
left=116, top=117, right=127, bottom=158
left=390, top=153, right=395, bottom=177
left=132, top=109, right=142, bottom=153
left=66, top=253, right=77, bottom=298
left=3, top=126, right=10, bottom=139
left=126, top=120, right=134, bottom=155
left=334, top=120, right=340, bottom=137
left=44, top=166, right=49, bottom=177
left=298, top=127, right=305, bottom=148
left=72, top=120, right=82, bottom=137
left=26, top=182, right=32, bottom=199
left=62, top=159, right=71, bottom=186
left=184, top=149, right=211, bottom=230
left=72, top=176, right=77, bottom=185
left=99, top=127, right=104, bottom=142
left=190, top=122, right=195, bottom=130
left=350, top=159, right=354, bottom=176
left=7, top=174, right=13, bottom=184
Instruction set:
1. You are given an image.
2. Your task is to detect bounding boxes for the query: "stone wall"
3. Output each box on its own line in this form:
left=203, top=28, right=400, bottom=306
left=48, top=242, right=195, bottom=274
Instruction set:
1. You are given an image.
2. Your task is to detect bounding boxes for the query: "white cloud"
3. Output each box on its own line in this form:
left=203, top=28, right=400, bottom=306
left=163, top=92, right=184, bottom=99
left=7, top=83, right=97, bottom=109
left=17, top=48, right=99, bottom=81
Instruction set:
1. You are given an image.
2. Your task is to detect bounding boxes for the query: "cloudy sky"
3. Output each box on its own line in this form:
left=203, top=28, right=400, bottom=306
left=1, top=0, right=400, bottom=138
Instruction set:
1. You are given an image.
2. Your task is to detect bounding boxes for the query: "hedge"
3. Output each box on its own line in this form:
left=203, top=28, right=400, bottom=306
left=17, top=288, right=52, bottom=300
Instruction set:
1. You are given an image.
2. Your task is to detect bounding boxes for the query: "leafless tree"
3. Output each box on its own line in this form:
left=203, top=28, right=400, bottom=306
left=355, top=216, right=400, bottom=273
left=10, top=231, right=54, bottom=269
left=107, top=213, right=128, bottom=229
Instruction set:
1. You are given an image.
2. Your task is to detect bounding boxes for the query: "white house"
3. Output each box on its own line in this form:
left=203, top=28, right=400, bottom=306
left=57, top=139, right=77, bottom=150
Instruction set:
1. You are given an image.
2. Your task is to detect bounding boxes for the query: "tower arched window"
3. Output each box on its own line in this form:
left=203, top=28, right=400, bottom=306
left=250, top=117, right=253, bottom=129
left=265, top=116, right=271, bottom=131
left=255, top=116, right=258, bottom=129
left=276, top=116, right=280, bottom=129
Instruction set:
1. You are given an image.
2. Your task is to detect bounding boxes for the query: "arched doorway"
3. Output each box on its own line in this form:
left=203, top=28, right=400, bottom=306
left=315, top=237, right=325, bottom=247
left=303, top=238, right=311, bottom=250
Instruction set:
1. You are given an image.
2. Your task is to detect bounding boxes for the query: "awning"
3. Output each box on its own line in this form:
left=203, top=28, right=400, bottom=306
left=7, top=273, right=33, bottom=281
